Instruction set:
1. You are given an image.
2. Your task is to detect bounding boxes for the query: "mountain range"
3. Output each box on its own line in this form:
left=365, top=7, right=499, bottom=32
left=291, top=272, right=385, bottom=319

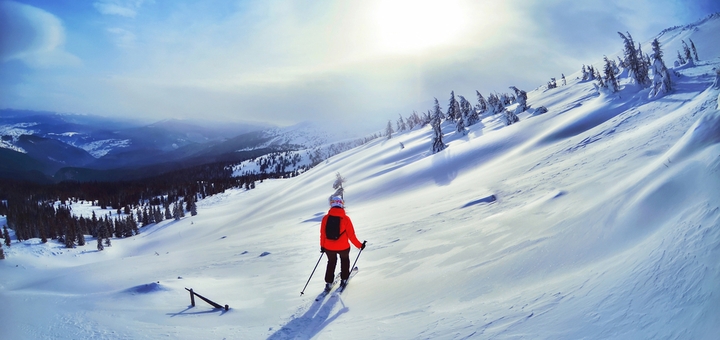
left=0, top=110, right=361, bottom=182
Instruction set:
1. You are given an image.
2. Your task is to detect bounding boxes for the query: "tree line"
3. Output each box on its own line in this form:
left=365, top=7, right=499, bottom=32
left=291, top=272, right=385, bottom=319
left=0, top=160, right=290, bottom=253
left=380, top=29, right=703, bottom=153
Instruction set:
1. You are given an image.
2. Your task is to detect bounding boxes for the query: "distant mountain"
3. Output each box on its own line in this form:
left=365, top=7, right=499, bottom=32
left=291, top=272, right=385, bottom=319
left=0, top=110, right=365, bottom=182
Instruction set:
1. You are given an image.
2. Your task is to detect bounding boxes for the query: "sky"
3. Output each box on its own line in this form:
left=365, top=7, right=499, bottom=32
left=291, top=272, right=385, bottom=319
left=3, top=25, right=720, bottom=336
left=1, top=0, right=719, bottom=132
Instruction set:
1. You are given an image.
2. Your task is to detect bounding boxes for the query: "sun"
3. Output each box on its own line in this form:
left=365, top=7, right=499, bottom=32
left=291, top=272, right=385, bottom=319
left=371, top=0, right=468, bottom=55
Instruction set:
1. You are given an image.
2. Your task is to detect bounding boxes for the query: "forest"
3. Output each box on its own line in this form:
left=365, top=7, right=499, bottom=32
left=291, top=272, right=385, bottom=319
left=0, top=160, right=290, bottom=250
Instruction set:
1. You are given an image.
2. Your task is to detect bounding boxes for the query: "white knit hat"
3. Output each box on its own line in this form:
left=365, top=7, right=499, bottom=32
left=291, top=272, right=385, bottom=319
left=329, top=195, right=344, bottom=208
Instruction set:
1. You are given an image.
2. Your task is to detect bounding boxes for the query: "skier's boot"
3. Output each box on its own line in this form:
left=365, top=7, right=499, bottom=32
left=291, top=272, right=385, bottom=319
left=339, top=280, right=348, bottom=289
left=324, top=282, right=332, bottom=292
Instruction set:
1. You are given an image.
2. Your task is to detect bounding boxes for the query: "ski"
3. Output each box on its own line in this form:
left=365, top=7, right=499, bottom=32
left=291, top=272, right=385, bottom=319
left=315, top=272, right=342, bottom=301
left=335, top=266, right=359, bottom=294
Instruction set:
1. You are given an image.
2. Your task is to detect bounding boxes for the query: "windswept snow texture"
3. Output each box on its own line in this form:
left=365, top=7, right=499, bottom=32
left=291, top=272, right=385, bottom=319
left=3, top=15, right=720, bottom=340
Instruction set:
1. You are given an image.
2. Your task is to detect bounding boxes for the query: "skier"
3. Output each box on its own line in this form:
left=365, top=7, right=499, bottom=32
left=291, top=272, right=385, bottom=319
left=321, top=195, right=365, bottom=291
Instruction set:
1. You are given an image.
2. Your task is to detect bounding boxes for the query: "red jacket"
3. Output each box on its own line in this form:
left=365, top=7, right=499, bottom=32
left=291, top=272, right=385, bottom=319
left=320, top=207, right=362, bottom=251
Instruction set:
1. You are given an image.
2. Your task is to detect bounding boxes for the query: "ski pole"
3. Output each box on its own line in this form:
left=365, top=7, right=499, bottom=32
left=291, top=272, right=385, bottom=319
left=350, top=241, right=367, bottom=271
left=300, top=252, right=325, bottom=296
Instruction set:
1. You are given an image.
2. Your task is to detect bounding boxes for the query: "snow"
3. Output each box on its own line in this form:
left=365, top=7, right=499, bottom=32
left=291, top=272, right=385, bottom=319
left=0, top=123, right=37, bottom=153
left=3, top=16, right=720, bottom=339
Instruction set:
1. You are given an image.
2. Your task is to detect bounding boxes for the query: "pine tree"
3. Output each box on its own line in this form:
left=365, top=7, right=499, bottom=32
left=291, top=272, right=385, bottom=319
left=173, top=202, right=181, bottom=221
left=676, top=50, right=686, bottom=65
left=487, top=94, right=504, bottom=114
left=503, top=109, right=520, bottom=126
left=459, top=95, right=478, bottom=127
left=190, top=197, right=198, bottom=217
left=0, top=247, right=5, bottom=259
left=385, top=120, right=394, bottom=139
left=447, top=91, right=460, bottom=122
left=649, top=38, right=672, bottom=98
left=332, top=172, right=345, bottom=198
left=97, top=237, right=104, bottom=251
left=431, top=98, right=446, bottom=153
left=397, top=114, right=407, bottom=132
left=689, top=38, right=699, bottom=61
left=455, top=110, right=466, bottom=134
left=547, top=78, right=557, bottom=89
left=618, top=31, right=649, bottom=87
left=561, top=74, right=567, bottom=86
left=164, top=205, right=172, bottom=220
left=475, top=91, right=487, bottom=114
left=636, top=43, right=650, bottom=84
left=64, top=225, right=76, bottom=248
left=682, top=40, right=693, bottom=65
left=602, top=56, right=619, bottom=93
left=509, top=86, right=528, bottom=113
left=77, top=229, right=86, bottom=246
left=3, top=226, right=10, bottom=247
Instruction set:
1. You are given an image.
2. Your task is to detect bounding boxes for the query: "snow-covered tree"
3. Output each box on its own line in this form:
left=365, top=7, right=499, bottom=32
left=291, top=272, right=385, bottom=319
left=689, top=38, right=699, bottom=61
left=682, top=40, right=694, bottom=66
left=333, top=172, right=345, bottom=194
left=97, top=237, right=104, bottom=251
left=582, top=65, right=596, bottom=81
left=547, top=78, right=557, bottom=89
left=0, top=247, right=5, bottom=259
left=502, top=109, right=519, bottom=126
left=397, top=114, right=407, bottom=132
left=510, top=86, right=528, bottom=113
left=676, top=50, right=686, bottom=66
left=172, top=202, right=181, bottom=221
left=385, top=120, right=394, bottom=139
left=618, top=31, right=649, bottom=87
left=649, top=38, right=672, bottom=98
left=422, top=110, right=432, bottom=125
left=601, top=56, right=619, bottom=93
left=487, top=93, right=504, bottom=114
left=637, top=42, right=650, bottom=83
left=447, top=91, right=460, bottom=122
left=406, top=111, right=421, bottom=130
left=459, top=95, right=479, bottom=127
left=561, top=74, right=567, bottom=86
left=431, top=98, right=446, bottom=153
left=475, top=91, right=487, bottom=114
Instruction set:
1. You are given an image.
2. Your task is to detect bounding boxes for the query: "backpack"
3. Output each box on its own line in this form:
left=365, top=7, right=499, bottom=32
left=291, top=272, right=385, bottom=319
left=325, top=216, right=344, bottom=240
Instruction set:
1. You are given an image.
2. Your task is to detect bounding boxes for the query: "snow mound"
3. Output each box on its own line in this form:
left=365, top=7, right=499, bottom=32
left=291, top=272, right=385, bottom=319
left=123, top=282, right=168, bottom=295
left=665, top=88, right=720, bottom=163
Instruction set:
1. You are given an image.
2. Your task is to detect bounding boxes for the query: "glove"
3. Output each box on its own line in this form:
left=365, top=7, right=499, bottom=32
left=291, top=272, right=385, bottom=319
left=320, top=247, right=325, bottom=253
left=361, top=241, right=366, bottom=250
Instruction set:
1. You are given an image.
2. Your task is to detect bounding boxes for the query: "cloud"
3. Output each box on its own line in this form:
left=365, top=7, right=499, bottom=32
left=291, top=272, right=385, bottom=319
left=93, top=0, right=149, bottom=18
left=107, top=27, right=136, bottom=48
left=3, top=0, right=718, bottom=130
left=0, top=1, right=80, bottom=68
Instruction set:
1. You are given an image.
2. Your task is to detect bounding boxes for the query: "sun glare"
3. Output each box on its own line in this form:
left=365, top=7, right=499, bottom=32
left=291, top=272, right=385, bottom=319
left=372, top=0, right=469, bottom=55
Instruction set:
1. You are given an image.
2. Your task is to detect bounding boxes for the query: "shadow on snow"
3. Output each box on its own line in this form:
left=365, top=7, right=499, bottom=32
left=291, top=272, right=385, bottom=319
left=267, top=294, right=349, bottom=340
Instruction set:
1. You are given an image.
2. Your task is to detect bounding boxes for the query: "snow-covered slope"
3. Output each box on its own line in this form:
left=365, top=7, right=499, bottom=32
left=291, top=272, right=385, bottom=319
left=2, top=15, right=720, bottom=339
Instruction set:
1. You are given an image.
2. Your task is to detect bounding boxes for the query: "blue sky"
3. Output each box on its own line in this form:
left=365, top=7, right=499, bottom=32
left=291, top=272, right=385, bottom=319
left=1, top=0, right=719, bottom=132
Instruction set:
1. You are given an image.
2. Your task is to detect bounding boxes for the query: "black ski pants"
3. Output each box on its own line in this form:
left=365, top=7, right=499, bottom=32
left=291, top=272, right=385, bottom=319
left=324, top=248, right=350, bottom=283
